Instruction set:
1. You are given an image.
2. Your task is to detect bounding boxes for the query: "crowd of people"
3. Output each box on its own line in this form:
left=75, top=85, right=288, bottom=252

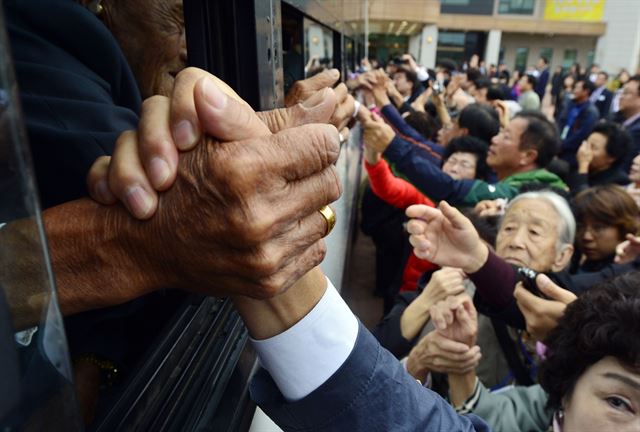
left=346, top=53, right=640, bottom=430
left=3, top=0, right=640, bottom=431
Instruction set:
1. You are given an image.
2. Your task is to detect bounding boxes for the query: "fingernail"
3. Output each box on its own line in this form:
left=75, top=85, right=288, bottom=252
left=125, top=185, right=153, bottom=218
left=149, top=156, right=171, bottom=189
left=173, top=120, right=197, bottom=150
left=95, top=179, right=113, bottom=203
left=329, top=69, right=340, bottom=79
left=200, top=77, right=227, bottom=110
left=302, top=87, right=330, bottom=108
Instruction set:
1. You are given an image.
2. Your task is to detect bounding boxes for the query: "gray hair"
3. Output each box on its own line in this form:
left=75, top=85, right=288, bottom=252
left=504, top=190, right=576, bottom=251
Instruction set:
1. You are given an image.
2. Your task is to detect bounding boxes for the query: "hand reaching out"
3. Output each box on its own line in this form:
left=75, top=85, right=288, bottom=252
left=514, top=274, right=576, bottom=342
left=615, top=233, right=640, bottom=264
left=406, top=202, right=488, bottom=273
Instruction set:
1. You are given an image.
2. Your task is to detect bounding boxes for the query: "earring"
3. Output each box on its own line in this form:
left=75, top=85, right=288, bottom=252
left=88, top=0, right=104, bottom=15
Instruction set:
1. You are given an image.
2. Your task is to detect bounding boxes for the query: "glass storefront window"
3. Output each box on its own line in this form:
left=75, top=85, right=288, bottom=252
left=498, top=0, right=536, bottom=15
left=539, top=47, right=553, bottom=66
left=563, top=49, right=578, bottom=69
left=514, top=47, right=529, bottom=71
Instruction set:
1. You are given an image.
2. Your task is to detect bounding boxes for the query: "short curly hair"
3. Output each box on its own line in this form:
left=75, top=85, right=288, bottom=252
left=539, top=272, right=640, bottom=411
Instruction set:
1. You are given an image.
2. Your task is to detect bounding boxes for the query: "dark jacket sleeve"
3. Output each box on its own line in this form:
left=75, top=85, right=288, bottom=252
left=567, top=172, right=589, bottom=195
left=561, top=106, right=599, bottom=169
left=381, top=104, right=444, bottom=160
left=250, top=322, right=491, bottom=432
left=383, top=135, right=475, bottom=205
left=469, top=250, right=576, bottom=329
left=370, top=291, right=419, bottom=358
left=6, top=0, right=141, bottom=208
left=569, top=259, right=640, bottom=295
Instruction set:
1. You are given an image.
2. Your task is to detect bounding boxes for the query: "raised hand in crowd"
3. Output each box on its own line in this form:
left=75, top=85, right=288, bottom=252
left=513, top=274, right=577, bottom=342
left=385, top=75, right=406, bottom=108
left=431, top=88, right=453, bottom=128
left=431, top=294, right=482, bottom=407
left=576, top=139, right=594, bottom=174
left=368, top=69, right=393, bottom=107
left=400, top=267, right=466, bottom=341
left=401, top=54, right=419, bottom=73
left=474, top=198, right=507, bottom=217
left=406, top=202, right=488, bottom=274
left=359, top=105, right=396, bottom=154
left=410, top=87, right=432, bottom=113
left=614, top=233, right=640, bottom=264
left=491, top=100, right=510, bottom=129
left=405, top=327, right=481, bottom=382
left=283, top=68, right=355, bottom=131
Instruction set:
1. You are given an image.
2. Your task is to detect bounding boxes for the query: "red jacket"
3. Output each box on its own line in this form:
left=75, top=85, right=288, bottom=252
left=365, top=158, right=439, bottom=292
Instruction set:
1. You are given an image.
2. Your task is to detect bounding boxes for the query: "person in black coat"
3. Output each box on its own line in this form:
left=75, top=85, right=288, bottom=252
left=568, top=120, right=632, bottom=194
left=614, top=75, right=640, bottom=169
left=590, top=71, right=613, bottom=119
left=534, top=56, right=549, bottom=101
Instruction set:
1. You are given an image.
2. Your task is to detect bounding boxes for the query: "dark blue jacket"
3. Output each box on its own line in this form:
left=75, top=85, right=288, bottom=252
left=250, top=322, right=491, bottom=432
left=535, top=68, right=549, bottom=100
left=381, top=103, right=444, bottom=160
left=558, top=100, right=599, bottom=169
left=6, top=0, right=141, bottom=208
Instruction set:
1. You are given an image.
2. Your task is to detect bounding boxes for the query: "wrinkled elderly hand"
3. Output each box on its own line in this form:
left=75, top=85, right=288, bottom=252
left=284, top=68, right=355, bottom=131
left=615, top=233, right=640, bottom=264
left=421, top=267, right=466, bottom=306
left=87, top=67, right=342, bottom=218
left=474, top=199, right=507, bottom=217
left=430, top=294, right=477, bottom=347
left=406, top=202, right=488, bottom=274
left=359, top=106, right=396, bottom=154
left=514, top=274, right=576, bottom=342
left=90, top=72, right=342, bottom=299
left=406, top=330, right=481, bottom=381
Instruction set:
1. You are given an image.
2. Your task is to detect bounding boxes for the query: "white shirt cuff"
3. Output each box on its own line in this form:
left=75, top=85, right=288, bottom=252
left=416, top=67, right=429, bottom=82
left=250, top=277, right=359, bottom=401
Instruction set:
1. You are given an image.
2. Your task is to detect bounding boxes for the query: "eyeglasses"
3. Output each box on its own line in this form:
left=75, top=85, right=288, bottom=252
left=444, top=158, right=475, bottom=170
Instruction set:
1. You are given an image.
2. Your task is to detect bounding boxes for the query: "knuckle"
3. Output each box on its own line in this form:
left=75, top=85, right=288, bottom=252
left=141, top=94, right=168, bottom=113
left=176, top=67, right=203, bottom=84
left=326, top=165, right=342, bottom=202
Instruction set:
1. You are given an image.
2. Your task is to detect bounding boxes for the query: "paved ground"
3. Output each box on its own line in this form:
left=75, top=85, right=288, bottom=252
left=341, top=214, right=384, bottom=330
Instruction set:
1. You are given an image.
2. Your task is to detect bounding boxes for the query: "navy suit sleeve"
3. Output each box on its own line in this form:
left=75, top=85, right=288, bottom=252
left=383, top=135, right=474, bottom=205
left=561, top=107, right=599, bottom=168
left=371, top=291, right=418, bottom=359
left=250, top=322, right=491, bottom=432
left=6, top=0, right=141, bottom=207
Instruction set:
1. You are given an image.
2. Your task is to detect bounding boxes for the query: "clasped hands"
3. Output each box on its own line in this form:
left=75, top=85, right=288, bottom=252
left=85, top=67, right=355, bottom=299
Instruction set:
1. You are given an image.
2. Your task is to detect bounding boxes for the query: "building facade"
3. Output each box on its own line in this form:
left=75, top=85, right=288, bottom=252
left=343, top=0, right=640, bottom=77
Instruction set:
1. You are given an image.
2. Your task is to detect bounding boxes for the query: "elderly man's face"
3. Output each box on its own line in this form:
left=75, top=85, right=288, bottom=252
left=619, top=81, right=640, bottom=116
left=487, top=117, right=527, bottom=173
left=106, top=0, right=187, bottom=98
left=496, top=198, right=570, bottom=272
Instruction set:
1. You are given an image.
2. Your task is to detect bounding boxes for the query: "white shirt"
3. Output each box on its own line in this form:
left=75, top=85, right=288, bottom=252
left=250, top=278, right=359, bottom=401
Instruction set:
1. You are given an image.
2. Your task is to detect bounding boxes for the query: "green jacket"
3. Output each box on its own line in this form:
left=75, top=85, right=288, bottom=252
left=462, top=169, right=567, bottom=206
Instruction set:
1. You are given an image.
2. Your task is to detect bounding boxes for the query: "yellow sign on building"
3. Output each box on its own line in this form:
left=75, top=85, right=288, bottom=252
left=544, top=0, right=605, bottom=22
